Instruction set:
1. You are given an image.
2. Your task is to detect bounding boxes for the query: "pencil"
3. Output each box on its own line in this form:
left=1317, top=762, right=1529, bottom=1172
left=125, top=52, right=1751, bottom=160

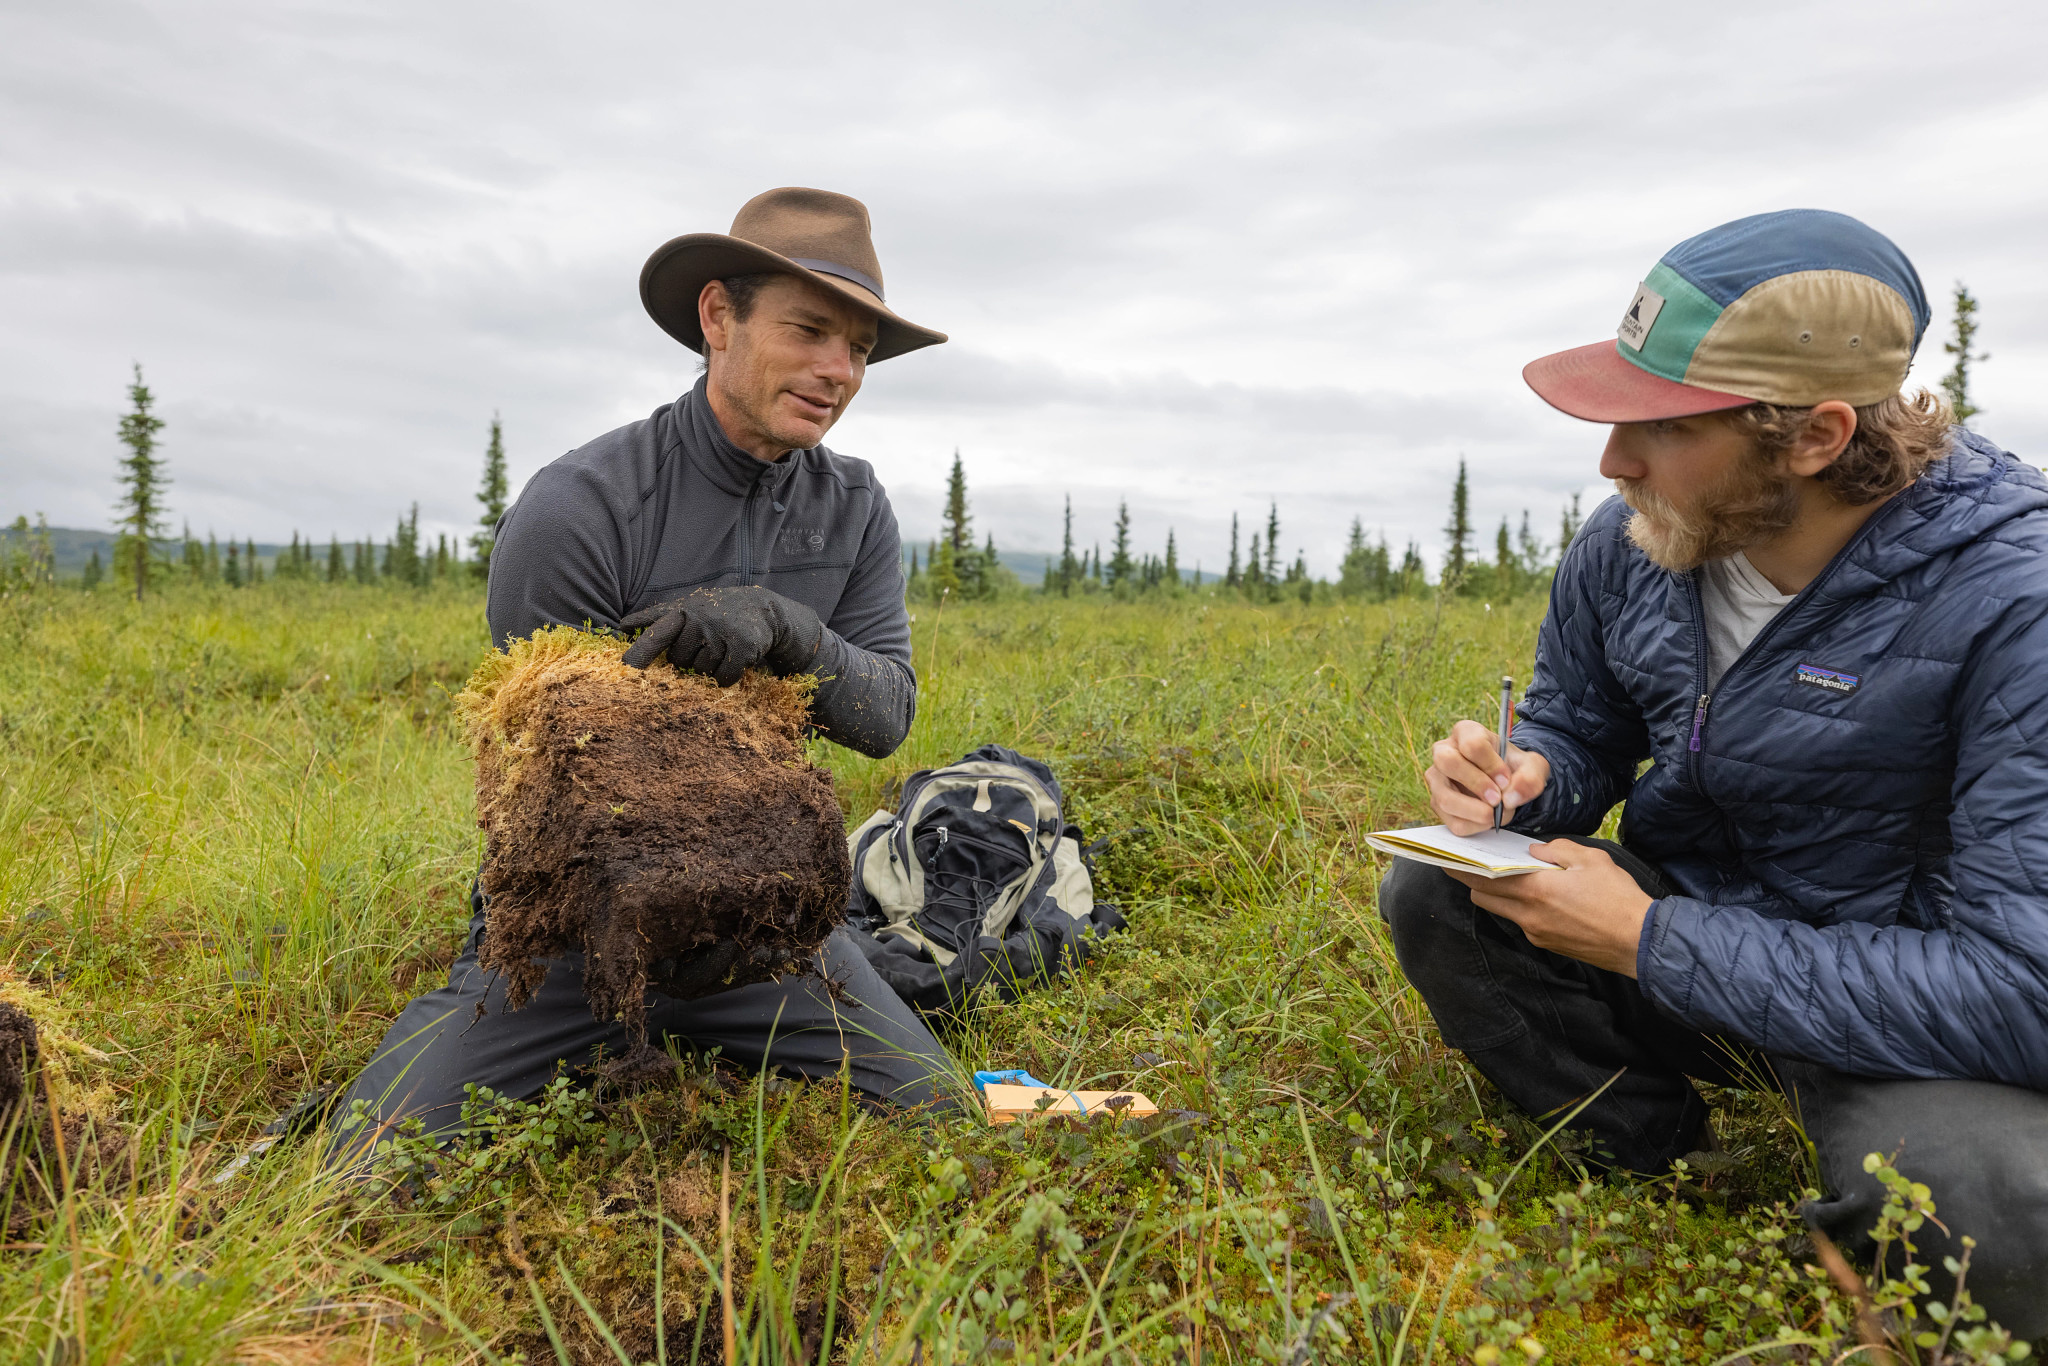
left=1495, top=675, right=1513, bottom=830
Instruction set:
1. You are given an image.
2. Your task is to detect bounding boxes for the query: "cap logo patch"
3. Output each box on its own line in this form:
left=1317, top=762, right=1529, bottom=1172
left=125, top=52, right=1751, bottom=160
left=1794, top=662, right=1860, bottom=694
left=1617, top=281, right=1667, bottom=352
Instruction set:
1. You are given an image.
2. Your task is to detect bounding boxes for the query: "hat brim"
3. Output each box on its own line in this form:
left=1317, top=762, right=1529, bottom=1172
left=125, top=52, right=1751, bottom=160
left=640, top=233, right=947, bottom=364
left=1524, top=341, right=1755, bottom=423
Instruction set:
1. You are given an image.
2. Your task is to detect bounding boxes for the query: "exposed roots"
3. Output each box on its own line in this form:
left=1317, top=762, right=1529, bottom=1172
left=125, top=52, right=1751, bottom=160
left=458, top=628, right=850, bottom=1042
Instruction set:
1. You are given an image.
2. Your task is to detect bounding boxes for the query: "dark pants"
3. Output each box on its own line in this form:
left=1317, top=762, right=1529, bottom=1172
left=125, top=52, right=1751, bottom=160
left=327, top=908, right=958, bottom=1165
left=1381, top=841, right=2048, bottom=1336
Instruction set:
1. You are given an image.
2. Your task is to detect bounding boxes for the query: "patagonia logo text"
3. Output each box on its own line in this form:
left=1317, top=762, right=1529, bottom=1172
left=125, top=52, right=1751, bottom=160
left=1795, top=663, right=1861, bottom=694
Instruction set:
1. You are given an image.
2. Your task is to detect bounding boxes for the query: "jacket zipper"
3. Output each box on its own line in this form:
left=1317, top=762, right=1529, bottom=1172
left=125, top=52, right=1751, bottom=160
left=1681, top=495, right=1906, bottom=789
left=738, top=478, right=760, bottom=584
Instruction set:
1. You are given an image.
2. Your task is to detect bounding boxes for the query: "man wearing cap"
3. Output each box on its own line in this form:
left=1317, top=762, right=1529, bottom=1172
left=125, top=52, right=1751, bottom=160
left=330, top=189, right=957, bottom=1151
left=1382, top=209, right=2048, bottom=1328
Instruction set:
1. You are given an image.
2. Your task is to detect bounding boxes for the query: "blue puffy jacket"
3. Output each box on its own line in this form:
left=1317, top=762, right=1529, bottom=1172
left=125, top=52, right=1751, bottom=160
left=1511, top=430, right=2048, bottom=1088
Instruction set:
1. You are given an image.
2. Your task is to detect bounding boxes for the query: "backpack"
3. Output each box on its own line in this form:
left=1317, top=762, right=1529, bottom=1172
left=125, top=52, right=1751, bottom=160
left=844, top=744, right=1125, bottom=1012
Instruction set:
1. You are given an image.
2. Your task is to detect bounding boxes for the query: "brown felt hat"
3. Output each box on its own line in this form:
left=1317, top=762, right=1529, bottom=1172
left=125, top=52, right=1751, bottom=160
left=640, top=187, right=947, bottom=364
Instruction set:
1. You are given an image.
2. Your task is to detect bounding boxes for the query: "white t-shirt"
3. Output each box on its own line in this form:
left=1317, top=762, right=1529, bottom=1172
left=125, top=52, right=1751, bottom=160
left=1699, top=551, right=1794, bottom=688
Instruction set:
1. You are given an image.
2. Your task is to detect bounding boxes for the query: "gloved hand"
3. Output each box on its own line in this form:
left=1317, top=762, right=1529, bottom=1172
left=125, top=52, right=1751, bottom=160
left=618, top=585, right=824, bottom=685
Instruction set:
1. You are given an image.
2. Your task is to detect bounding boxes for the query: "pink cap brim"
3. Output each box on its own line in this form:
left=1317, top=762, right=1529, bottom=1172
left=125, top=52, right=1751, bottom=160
left=1524, top=341, right=1754, bottom=422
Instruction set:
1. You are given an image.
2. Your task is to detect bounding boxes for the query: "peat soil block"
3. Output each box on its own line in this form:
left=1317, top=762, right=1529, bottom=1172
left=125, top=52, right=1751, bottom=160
left=458, top=629, right=850, bottom=1042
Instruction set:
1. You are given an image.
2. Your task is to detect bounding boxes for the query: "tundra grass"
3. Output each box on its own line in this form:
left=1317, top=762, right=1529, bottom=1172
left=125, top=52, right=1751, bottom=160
left=0, top=581, right=1996, bottom=1362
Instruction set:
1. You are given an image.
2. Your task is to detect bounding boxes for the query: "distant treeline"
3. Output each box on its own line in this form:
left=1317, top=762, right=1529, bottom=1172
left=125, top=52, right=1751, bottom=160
left=3, top=382, right=513, bottom=598
left=903, top=454, right=1585, bottom=606
left=1, top=510, right=479, bottom=593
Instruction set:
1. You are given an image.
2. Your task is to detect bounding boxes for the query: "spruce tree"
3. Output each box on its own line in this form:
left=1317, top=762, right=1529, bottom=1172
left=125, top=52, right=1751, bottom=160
left=1400, top=541, right=1425, bottom=595
left=387, top=505, right=423, bottom=585
left=1263, top=503, right=1281, bottom=589
left=327, top=535, right=344, bottom=583
left=942, top=450, right=972, bottom=561
left=205, top=532, right=220, bottom=581
left=83, top=548, right=103, bottom=590
left=1108, top=500, right=1134, bottom=585
left=1163, top=529, right=1179, bottom=588
left=1517, top=510, right=1544, bottom=580
left=1058, top=496, right=1079, bottom=597
left=472, top=414, right=510, bottom=577
left=1941, top=283, right=1987, bottom=425
left=246, top=538, right=262, bottom=585
left=1444, top=458, right=1473, bottom=588
left=1245, top=534, right=1263, bottom=593
left=1494, top=518, right=1515, bottom=598
left=224, top=540, right=242, bottom=588
left=181, top=522, right=204, bottom=579
left=114, top=363, right=170, bottom=601
left=1557, top=493, right=1583, bottom=567
left=931, top=452, right=973, bottom=597
left=1225, top=513, right=1241, bottom=588
left=1339, top=518, right=1375, bottom=600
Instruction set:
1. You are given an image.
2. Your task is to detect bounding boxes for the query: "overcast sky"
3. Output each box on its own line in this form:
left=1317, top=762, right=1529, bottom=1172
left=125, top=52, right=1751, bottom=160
left=3, top=0, right=2043, bottom=575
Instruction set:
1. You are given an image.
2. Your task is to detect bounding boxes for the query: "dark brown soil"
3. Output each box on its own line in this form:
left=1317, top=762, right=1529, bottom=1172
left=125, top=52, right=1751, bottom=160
left=463, top=634, right=849, bottom=1045
left=0, top=1002, right=130, bottom=1237
left=0, top=1001, right=38, bottom=1113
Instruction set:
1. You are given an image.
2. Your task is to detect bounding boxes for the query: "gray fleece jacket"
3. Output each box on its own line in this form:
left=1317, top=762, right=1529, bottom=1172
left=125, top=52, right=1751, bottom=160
left=485, top=377, right=916, bottom=757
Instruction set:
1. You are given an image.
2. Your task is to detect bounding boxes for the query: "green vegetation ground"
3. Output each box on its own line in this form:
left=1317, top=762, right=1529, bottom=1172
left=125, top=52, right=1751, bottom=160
left=0, top=583, right=2016, bottom=1363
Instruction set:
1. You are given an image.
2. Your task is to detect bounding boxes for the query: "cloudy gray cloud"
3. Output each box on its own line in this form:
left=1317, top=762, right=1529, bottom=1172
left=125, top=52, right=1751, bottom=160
left=2, top=0, right=2042, bottom=575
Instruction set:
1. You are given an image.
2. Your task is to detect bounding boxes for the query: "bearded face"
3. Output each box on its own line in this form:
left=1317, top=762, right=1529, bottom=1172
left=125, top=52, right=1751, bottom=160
left=1616, top=440, right=1802, bottom=572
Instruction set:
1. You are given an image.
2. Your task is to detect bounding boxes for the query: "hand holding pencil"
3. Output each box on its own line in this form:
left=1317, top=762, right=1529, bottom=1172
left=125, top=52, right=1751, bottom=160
left=1422, top=684, right=1551, bottom=838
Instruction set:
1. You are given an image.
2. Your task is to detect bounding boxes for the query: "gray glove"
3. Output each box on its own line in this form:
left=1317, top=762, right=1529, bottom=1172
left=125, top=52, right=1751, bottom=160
left=619, top=585, right=824, bottom=686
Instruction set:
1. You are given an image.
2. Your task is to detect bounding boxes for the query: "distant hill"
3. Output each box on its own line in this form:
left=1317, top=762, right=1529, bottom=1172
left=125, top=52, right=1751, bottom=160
left=0, top=525, right=295, bottom=577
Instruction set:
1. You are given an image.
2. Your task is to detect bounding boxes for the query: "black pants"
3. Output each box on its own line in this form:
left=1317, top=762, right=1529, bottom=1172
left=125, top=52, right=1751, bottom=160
left=327, top=908, right=958, bottom=1165
left=1381, top=841, right=2048, bottom=1336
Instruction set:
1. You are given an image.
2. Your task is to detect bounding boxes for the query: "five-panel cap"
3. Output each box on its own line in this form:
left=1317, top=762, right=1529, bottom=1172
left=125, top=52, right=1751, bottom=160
left=1524, top=209, right=1930, bottom=423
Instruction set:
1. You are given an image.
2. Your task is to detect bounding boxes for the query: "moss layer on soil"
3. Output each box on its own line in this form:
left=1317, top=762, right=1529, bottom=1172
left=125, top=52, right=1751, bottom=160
left=458, top=629, right=850, bottom=1040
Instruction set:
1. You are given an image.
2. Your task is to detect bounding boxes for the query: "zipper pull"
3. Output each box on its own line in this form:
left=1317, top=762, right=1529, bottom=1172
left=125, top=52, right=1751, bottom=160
left=1688, top=693, right=1711, bottom=752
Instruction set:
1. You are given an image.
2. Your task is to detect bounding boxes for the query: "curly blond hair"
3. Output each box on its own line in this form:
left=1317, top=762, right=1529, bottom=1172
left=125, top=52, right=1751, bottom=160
left=1728, top=389, right=1954, bottom=506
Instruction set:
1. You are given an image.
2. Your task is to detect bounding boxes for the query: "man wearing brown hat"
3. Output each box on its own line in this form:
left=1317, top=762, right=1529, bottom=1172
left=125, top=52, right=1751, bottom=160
left=330, top=189, right=957, bottom=1154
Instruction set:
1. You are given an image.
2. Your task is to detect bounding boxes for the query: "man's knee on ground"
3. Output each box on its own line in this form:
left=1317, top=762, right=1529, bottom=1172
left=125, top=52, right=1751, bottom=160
left=1378, top=858, right=1472, bottom=949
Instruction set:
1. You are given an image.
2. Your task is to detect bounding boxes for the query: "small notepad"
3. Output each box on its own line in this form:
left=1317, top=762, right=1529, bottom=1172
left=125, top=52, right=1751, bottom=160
left=1364, top=825, right=1558, bottom=878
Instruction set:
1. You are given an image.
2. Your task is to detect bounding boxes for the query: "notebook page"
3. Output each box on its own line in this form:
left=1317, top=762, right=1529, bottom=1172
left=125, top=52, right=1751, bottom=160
left=1366, top=824, right=1556, bottom=873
